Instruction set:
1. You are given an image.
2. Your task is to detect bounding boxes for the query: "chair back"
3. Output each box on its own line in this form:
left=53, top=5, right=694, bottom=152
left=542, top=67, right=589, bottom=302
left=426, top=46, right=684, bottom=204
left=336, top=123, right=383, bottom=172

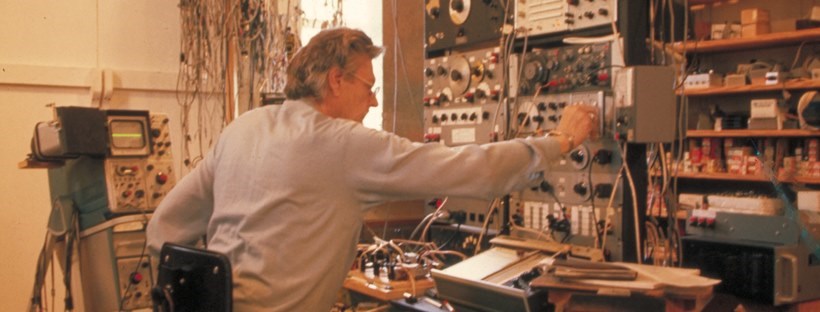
left=152, top=243, right=232, bottom=312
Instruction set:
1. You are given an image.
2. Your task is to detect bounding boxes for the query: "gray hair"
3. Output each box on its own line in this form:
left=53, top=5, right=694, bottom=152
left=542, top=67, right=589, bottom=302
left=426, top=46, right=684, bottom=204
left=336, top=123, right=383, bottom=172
left=285, top=27, right=383, bottom=101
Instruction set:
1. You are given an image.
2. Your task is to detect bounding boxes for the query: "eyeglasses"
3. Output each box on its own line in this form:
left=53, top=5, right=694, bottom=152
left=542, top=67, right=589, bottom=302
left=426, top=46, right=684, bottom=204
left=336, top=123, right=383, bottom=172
left=349, top=73, right=381, bottom=97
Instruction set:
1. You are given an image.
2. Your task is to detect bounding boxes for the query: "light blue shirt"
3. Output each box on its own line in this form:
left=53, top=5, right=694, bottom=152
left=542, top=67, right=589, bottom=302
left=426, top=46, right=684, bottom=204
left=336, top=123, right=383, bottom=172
left=147, top=99, right=562, bottom=311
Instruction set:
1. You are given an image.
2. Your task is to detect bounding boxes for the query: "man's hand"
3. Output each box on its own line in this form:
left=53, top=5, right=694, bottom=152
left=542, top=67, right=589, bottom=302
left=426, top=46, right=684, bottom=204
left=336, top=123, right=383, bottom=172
left=552, top=105, right=600, bottom=152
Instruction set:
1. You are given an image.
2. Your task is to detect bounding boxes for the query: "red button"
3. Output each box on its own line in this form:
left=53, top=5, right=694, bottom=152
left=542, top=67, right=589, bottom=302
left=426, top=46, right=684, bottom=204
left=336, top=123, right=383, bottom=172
left=156, top=173, right=168, bottom=184
left=130, top=272, right=143, bottom=284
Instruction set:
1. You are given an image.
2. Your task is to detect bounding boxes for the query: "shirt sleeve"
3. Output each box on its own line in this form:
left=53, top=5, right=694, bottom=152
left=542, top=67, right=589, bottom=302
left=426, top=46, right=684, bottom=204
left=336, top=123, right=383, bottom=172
left=146, top=148, right=217, bottom=257
left=342, top=125, right=564, bottom=205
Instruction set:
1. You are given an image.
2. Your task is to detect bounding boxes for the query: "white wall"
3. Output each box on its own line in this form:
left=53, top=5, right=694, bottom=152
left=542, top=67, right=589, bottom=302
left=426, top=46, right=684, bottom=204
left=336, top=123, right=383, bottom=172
left=0, top=1, right=182, bottom=310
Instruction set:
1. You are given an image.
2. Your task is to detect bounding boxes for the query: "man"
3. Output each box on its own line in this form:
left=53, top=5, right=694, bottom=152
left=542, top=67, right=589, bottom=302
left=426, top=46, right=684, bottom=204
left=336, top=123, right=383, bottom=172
left=147, top=27, right=598, bottom=311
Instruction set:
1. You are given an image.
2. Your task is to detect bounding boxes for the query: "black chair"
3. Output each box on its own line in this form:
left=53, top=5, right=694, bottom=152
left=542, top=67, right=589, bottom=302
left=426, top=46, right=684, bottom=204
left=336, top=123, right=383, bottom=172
left=152, top=243, right=233, bottom=312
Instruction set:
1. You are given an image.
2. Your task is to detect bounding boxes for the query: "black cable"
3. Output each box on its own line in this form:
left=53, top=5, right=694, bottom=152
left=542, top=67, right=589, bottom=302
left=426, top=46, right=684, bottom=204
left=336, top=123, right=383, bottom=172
left=437, top=223, right=461, bottom=251
left=588, top=155, right=603, bottom=246
left=63, top=224, right=75, bottom=311
left=547, top=190, right=571, bottom=243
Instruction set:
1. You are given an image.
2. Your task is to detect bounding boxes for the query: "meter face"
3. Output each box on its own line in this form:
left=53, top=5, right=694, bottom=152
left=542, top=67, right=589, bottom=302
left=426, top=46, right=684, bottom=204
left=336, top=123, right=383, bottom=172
left=110, top=120, right=146, bottom=149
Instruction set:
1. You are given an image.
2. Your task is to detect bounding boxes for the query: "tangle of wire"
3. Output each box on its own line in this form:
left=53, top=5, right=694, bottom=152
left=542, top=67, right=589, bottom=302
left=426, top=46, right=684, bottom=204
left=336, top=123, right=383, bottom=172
left=176, top=0, right=297, bottom=172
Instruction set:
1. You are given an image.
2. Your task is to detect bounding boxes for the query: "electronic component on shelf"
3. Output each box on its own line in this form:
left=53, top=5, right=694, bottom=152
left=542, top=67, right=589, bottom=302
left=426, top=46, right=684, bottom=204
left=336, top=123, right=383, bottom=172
left=514, top=0, right=617, bottom=38
left=683, top=72, right=723, bottom=89
left=425, top=0, right=506, bottom=53
left=613, top=66, right=676, bottom=143
left=750, top=99, right=779, bottom=119
left=764, top=71, right=785, bottom=85
left=798, top=191, right=820, bottom=212
left=724, top=73, right=748, bottom=87
left=681, top=234, right=820, bottom=306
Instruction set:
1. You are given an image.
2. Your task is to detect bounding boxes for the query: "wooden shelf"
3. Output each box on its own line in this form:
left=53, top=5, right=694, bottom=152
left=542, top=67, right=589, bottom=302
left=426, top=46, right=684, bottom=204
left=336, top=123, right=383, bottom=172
left=672, top=28, right=820, bottom=54
left=687, top=129, right=820, bottom=138
left=678, top=79, right=820, bottom=96
left=664, top=172, right=820, bottom=184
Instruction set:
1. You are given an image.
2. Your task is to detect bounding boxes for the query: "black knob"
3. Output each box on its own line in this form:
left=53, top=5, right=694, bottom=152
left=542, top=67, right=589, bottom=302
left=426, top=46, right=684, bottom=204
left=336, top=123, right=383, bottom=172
left=451, top=113, right=458, bottom=121
left=548, top=115, right=559, bottom=122
left=537, top=102, right=547, bottom=111
left=441, top=114, right=448, bottom=122
left=599, top=8, right=609, bottom=16
left=594, top=149, right=613, bottom=165
left=539, top=181, right=553, bottom=192
left=430, top=7, right=440, bottom=18
left=570, top=149, right=585, bottom=163
left=424, top=67, right=434, bottom=77
left=469, top=113, right=478, bottom=121
left=483, top=111, right=491, bottom=120
left=439, top=94, right=449, bottom=103
left=476, top=89, right=487, bottom=99
left=548, top=102, right=558, bottom=110
left=574, top=183, right=588, bottom=196
left=437, top=66, right=448, bottom=76
left=432, top=115, right=439, bottom=124
left=473, top=67, right=483, bottom=77
left=532, top=115, right=545, bottom=123
left=517, top=113, right=529, bottom=126
left=151, top=129, right=161, bottom=138
left=452, top=0, right=465, bottom=12
left=451, top=69, right=463, bottom=81
left=460, top=113, right=468, bottom=121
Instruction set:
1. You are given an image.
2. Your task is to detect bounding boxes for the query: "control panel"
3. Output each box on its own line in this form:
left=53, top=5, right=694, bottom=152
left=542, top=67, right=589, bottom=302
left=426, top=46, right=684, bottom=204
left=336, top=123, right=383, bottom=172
left=516, top=41, right=617, bottom=97
left=515, top=0, right=617, bottom=38
left=77, top=215, right=154, bottom=312
left=117, top=256, right=153, bottom=310
left=425, top=0, right=507, bottom=53
left=513, top=90, right=610, bottom=136
left=510, top=90, right=624, bottom=260
left=104, top=113, right=177, bottom=214
left=146, top=114, right=176, bottom=209
left=424, top=47, right=507, bottom=146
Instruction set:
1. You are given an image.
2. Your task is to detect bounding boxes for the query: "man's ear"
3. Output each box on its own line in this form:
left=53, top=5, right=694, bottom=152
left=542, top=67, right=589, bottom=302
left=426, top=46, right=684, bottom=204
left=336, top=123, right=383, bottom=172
left=327, top=66, right=344, bottom=97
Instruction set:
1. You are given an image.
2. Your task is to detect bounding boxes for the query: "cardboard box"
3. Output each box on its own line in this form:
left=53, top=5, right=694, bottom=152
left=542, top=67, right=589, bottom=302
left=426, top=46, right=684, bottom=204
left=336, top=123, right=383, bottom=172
left=741, top=8, right=770, bottom=24
left=711, top=23, right=741, bottom=40
left=742, top=22, right=771, bottom=38
left=798, top=191, right=820, bottom=211
left=812, top=6, right=820, bottom=22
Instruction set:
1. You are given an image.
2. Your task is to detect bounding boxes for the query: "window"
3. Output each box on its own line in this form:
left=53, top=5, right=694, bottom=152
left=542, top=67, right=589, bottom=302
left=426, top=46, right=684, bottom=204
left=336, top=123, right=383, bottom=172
left=300, top=0, right=383, bottom=130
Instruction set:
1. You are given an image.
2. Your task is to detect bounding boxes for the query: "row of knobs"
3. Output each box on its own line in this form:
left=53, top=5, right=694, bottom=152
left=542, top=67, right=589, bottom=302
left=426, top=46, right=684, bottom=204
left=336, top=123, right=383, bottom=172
left=431, top=111, right=490, bottom=124
left=151, top=119, right=172, bottom=157
left=564, top=8, right=610, bottom=25
left=424, top=90, right=499, bottom=107
left=118, top=165, right=169, bottom=199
